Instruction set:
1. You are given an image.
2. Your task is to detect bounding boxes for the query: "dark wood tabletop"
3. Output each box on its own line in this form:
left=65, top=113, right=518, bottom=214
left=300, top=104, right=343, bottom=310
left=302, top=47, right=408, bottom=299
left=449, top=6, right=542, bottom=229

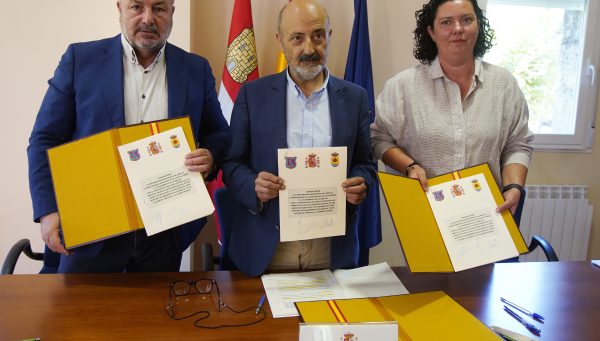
left=0, top=261, right=598, bottom=340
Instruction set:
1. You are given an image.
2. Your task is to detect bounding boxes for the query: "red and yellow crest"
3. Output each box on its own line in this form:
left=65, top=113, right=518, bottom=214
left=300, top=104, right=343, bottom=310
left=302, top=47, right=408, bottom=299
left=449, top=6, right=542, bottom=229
left=147, top=141, right=163, bottom=156
left=471, top=178, right=481, bottom=191
left=170, top=134, right=180, bottom=148
left=305, top=153, right=320, bottom=168
left=331, top=152, right=340, bottom=167
left=342, top=331, right=356, bottom=341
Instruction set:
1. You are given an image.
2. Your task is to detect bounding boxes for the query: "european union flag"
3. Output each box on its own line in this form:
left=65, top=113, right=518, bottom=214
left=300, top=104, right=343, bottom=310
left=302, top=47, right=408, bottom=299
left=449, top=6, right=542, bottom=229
left=344, top=0, right=382, bottom=265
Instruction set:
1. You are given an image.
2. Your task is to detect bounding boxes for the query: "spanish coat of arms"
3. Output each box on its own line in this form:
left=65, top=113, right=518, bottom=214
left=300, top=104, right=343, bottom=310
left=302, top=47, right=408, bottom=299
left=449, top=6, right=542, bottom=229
left=147, top=141, right=163, bottom=156
left=305, top=153, right=320, bottom=168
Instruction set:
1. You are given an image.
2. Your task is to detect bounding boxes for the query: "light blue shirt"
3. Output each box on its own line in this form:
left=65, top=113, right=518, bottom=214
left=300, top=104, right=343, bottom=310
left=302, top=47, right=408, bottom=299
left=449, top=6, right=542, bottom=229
left=286, top=68, right=332, bottom=148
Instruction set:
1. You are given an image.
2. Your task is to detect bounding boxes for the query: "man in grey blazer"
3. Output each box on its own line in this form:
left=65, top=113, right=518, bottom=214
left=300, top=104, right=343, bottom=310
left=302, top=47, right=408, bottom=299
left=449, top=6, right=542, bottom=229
left=222, top=0, right=375, bottom=277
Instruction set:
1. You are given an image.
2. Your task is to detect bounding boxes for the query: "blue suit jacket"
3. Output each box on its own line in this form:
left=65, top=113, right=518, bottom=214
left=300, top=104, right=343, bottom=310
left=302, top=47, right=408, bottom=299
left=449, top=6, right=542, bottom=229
left=28, top=34, right=229, bottom=256
left=222, top=71, right=376, bottom=276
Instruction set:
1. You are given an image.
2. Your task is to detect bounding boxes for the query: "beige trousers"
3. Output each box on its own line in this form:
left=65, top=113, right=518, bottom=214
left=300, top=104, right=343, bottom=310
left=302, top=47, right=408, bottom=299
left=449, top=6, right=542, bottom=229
left=267, top=238, right=331, bottom=271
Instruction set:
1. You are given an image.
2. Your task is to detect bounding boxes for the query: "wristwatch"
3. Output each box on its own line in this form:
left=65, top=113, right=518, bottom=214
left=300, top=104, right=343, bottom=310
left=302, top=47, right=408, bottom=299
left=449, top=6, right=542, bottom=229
left=502, top=183, right=524, bottom=193
left=405, top=161, right=419, bottom=174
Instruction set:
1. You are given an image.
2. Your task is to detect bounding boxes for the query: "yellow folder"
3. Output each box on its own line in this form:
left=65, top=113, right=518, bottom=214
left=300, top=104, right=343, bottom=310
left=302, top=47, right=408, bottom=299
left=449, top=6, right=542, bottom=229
left=296, top=291, right=499, bottom=340
left=47, top=117, right=195, bottom=249
left=378, top=163, right=528, bottom=273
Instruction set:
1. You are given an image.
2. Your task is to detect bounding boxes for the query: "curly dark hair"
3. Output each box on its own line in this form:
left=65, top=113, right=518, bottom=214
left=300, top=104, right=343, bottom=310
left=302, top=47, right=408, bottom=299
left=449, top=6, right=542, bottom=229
left=413, top=0, right=494, bottom=64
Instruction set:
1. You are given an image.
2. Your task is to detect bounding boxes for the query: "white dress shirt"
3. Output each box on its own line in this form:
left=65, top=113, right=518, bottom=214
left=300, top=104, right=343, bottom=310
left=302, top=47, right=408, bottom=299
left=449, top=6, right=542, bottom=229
left=285, top=68, right=332, bottom=148
left=121, top=34, right=168, bottom=125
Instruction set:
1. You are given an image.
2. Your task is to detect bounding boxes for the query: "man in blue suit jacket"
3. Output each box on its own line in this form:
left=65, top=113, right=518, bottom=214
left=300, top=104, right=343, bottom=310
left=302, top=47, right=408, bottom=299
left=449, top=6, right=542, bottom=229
left=28, top=0, right=229, bottom=272
left=222, top=0, right=376, bottom=277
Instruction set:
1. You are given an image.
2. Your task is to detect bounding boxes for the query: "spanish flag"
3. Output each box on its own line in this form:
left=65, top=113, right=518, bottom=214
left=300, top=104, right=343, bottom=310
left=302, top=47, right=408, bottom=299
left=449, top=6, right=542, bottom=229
left=275, top=50, right=286, bottom=73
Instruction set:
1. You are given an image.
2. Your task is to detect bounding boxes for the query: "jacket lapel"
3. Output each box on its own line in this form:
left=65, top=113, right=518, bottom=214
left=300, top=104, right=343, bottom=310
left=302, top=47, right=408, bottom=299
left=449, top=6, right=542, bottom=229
left=328, top=77, right=348, bottom=147
left=166, top=43, right=188, bottom=117
left=269, top=72, right=289, bottom=149
left=100, top=35, right=125, bottom=127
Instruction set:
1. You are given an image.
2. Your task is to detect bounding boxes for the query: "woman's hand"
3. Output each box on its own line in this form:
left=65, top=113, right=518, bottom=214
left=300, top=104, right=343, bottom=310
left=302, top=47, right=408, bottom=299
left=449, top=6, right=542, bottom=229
left=497, top=187, right=521, bottom=214
left=407, top=164, right=428, bottom=192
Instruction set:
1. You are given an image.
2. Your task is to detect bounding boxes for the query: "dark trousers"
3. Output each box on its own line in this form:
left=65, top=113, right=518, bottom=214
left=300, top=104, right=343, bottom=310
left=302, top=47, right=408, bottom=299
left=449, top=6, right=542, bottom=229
left=58, top=229, right=181, bottom=273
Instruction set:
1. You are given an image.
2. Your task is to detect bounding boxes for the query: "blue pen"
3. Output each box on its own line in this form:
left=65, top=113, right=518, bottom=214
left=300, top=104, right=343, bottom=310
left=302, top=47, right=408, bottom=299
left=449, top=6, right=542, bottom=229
left=256, top=294, right=266, bottom=315
left=500, top=297, right=545, bottom=322
left=503, top=305, right=541, bottom=336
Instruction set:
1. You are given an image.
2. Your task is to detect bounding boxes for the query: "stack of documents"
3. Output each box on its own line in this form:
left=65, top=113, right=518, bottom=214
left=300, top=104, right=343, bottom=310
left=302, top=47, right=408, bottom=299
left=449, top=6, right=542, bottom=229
left=261, top=262, right=408, bottom=318
left=296, top=291, right=500, bottom=340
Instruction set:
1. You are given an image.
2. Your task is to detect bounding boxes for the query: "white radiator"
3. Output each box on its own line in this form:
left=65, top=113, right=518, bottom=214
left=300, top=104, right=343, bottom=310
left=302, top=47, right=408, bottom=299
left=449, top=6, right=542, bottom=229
left=519, top=185, right=593, bottom=262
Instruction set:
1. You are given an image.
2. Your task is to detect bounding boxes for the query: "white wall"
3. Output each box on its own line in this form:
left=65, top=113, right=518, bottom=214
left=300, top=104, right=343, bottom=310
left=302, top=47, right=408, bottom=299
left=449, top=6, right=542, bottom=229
left=0, top=1, right=190, bottom=274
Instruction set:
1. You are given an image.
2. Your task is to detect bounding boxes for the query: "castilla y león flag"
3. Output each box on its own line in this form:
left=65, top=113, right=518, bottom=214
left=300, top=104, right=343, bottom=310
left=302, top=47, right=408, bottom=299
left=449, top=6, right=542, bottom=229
left=209, top=0, right=259, bottom=243
left=217, top=0, right=259, bottom=123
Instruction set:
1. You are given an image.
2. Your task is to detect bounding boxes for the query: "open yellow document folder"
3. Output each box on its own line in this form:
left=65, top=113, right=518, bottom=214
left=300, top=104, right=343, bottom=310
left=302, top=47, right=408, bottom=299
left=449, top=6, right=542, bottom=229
left=378, top=163, right=528, bottom=273
left=47, top=117, right=196, bottom=249
left=296, top=291, right=499, bottom=340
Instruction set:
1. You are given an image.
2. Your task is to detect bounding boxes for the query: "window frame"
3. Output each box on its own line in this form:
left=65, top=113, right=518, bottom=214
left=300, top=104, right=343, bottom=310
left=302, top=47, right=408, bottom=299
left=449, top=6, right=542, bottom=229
left=482, top=0, right=600, bottom=151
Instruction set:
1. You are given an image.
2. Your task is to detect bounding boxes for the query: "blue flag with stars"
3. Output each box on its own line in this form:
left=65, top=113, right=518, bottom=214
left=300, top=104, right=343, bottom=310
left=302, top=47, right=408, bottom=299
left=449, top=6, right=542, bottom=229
left=344, top=0, right=382, bottom=265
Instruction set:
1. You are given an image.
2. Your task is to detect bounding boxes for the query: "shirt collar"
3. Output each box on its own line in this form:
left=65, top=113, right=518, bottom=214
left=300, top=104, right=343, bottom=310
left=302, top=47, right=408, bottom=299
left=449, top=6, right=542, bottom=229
left=286, top=66, right=330, bottom=99
left=429, top=56, right=483, bottom=85
left=473, top=57, right=483, bottom=84
left=120, top=33, right=166, bottom=70
left=429, top=56, right=445, bottom=79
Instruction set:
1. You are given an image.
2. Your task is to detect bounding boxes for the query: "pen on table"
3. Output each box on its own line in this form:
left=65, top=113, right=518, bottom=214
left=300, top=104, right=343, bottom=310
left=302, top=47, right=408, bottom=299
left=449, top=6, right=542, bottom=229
left=503, top=305, right=541, bottom=336
left=500, top=297, right=545, bottom=322
left=490, top=326, right=533, bottom=341
left=496, top=332, right=518, bottom=341
left=255, top=294, right=266, bottom=315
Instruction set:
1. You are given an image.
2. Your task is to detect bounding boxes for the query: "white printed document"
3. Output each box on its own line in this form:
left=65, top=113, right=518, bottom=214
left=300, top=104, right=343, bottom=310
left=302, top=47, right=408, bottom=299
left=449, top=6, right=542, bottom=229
left=117, top=127, right=214, bottom=235
left=426, top=174, right=519, bottom=271
left=261, top=262, right=409, bottom=318
left=277, top=147, right=347, bottom=242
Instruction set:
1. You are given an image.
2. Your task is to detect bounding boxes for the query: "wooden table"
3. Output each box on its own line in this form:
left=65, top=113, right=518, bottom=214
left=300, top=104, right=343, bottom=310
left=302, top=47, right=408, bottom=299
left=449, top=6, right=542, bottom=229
left=0, top=262, right=598, bottom=340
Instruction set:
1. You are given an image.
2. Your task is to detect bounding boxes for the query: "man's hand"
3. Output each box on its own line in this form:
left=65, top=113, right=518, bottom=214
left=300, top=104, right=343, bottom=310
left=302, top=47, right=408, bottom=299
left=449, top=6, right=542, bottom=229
left=496, top=188, right=521, bottom=215
left=255, top=171, right=285, bottom=203
left=184, top=148, right=214, bottom=179
left=343, top=177, right=367, bottom=205
left=407, top=165, right=428, bottom=192
left=40, top=212, right=70, bottom=256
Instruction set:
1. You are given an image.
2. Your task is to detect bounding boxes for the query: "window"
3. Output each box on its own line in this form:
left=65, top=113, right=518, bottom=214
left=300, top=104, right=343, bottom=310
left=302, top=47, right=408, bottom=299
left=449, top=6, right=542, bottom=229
left=483, top=0, right=599, bottom=150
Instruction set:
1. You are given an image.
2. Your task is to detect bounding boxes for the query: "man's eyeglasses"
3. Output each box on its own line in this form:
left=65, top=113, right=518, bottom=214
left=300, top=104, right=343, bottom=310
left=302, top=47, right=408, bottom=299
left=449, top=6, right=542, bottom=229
left=166, top=279, right=222, bottom=320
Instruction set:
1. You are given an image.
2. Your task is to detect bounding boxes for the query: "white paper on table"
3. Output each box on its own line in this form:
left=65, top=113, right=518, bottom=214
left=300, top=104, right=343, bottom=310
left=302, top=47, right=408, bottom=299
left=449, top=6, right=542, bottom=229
left=261, top=269, right=344, bottom=318
left=261, top=262, right=408, bottom=318
left=277, top=147, right=347, bottom=242
left=117, top=126, right=214, bottom=235
left=332, top=262, right=409, bottom=298
left=426, top=174, right=519, bottom=271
